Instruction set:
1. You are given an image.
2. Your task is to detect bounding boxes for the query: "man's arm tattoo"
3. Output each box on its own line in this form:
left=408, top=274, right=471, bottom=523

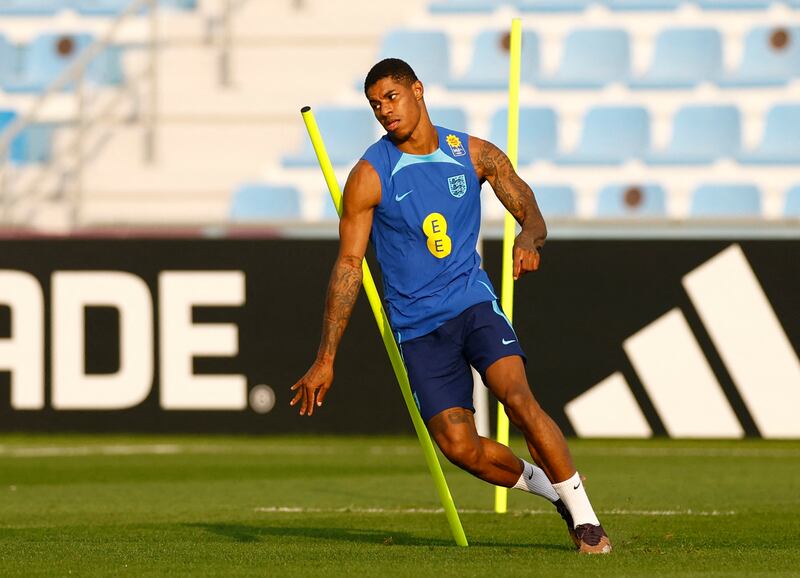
left=317, top=256, right=363, bottom=360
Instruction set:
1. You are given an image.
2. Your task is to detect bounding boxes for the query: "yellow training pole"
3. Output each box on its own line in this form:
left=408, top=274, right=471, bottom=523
left=495, top=17, right=522, bottom=515
left=301, top=106, right=469, bottom=548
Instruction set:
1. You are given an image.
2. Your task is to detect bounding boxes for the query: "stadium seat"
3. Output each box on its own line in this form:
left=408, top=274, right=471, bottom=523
left=1, top=111, right=55, bottom=164
left=556, top=106, right=650, bottom=165
left=489, top=107, right=557, bottom=164
left=630, top=28, right=722, bottom=89
left=71, top=0, right=198, bottom=15
left=603, top=0, right=682, bottom=9
left=0, top=0, right=61, bottom=15
left=3, top=33, right=123, bottom=93
left=428, top=0, right=501, bottom=13
left=516, top=0, right=592, bottom=12
left=784, top=185, right=800, bottom=217
left=596, top=184, right=667, bottom=217
left=447, top=30, right=539, bottom=90
left=532, top=185, right=577, bottom=217
left=720, top=27, right=800, bottom=87
left=538, top=29, right=630, bottom=89
left=695, top=0, right=772, bottom=9
left=783, top=185, right=800, bottom=219
left=377, top=30, right=450, bottom=85
left=230, top=184, right=302, bottom=221
left=738, top=105, right=800, bottom=164
left=0, top=35, right=13, bottom=87
left=429, top=107, right=468, bottom=132
left=282, top=107, right=376, bottom=167
left=690, top=184, right=761, bottom=217
left=645, top=105, right=740, bottom=165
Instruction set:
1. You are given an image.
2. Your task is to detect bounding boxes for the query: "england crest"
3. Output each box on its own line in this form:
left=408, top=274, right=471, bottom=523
left=448, top=174, right=467, bottom=198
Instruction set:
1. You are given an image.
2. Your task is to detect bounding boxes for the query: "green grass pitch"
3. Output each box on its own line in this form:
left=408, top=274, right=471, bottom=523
left=1, top=435, right=798, bottom=577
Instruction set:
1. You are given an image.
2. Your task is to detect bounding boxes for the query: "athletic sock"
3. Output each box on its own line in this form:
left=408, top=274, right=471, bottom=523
left=512, top=460, right=559, bottom=502
left=552, top=471, right=600, bottom=527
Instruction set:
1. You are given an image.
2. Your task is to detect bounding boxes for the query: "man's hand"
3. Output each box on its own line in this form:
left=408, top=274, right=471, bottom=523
left=513, top=230, right=542, bottom=280
left=290, top=358, right=333, bottom=416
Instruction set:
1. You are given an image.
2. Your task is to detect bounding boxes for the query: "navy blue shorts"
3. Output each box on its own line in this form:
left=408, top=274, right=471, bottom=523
left=399, top=300, right=527, bottom=423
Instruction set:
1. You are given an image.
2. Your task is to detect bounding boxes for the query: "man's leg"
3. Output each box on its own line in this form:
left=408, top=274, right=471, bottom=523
left=484, top=355, right=611, bottom=554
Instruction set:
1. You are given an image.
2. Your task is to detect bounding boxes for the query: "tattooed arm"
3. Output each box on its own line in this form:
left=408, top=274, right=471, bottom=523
left=290, top=160, right=380, bottom=416
left=470, top=136, right=548, bottom=279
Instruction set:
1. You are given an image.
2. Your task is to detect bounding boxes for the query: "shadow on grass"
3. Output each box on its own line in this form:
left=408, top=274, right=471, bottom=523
left=189, top=523, right=571, bottom=551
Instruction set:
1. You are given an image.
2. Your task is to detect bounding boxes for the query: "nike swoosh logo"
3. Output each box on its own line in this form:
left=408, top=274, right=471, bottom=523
left=502, top=338, right=516, bottom=345
left=573, top=482, right=581, bottom=490
left=395, top=190, right=413, bottom=201
left=527, top=470, right=533, bottom=480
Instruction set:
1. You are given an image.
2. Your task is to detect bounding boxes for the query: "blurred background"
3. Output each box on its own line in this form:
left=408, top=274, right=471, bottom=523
left=0, top=0, right=797, bottom=438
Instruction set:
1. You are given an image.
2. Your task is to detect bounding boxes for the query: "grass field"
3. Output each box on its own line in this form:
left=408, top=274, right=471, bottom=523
left=1, top=435, right=798, bottom=577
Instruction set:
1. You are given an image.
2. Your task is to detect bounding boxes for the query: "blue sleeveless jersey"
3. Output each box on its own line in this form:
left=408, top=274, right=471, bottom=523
left=361, top=126, right=497, bottom=342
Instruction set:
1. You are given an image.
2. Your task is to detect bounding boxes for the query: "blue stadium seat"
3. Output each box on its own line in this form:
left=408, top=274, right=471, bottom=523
left=0, top=0, right=61, bottom=15
left=429, top=0, right=501, bottom=13
left=321, top=192, right=341, bottom=220
left=538, top=29, right=630, bottom=89
left=719, top=27, right=800, bottom=87
left=738, top=105, right=800, bottom=164
left=429, top=107, right=468, bottom=132
left=377, top=30, right=450, bottom=85
left=533, top=185, right=577, bottom=217
left=447, top=30, right=539, bottom=90
left=489, top=107, right=557, bottom=164
left=784, top=185, right=800, bottom=217
left=282, top=107, right=376, bottom=167
left=1, top=111, right=55, bottom=164
left=516, top=0, right=592, bottom=12
left=596, top=184, right=667, bottom=217
left=230, top=184, right=302, bottom=221
left=556, top=106, right=650, bottom=165
left=630, top=28, right=722, bottom=89
left=71, top=0, right=197, bottom=16
left=645, top=105, right=740, bottom=165
left=690, top=184, right=761, bottom=217
left=696, top=0, right=772, bottom=9
left=603, top=0, right=682, bottom=9
left=3, top=33, right=123, bottom=93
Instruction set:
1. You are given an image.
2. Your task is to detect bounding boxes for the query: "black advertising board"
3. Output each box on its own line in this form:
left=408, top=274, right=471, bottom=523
left=0, top=239, right=797, bottom=437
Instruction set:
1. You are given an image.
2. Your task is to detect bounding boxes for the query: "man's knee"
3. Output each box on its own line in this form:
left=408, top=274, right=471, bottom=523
left=439, top=435, right=483, bottom=470
left=503, top=386, right=543, bottom=425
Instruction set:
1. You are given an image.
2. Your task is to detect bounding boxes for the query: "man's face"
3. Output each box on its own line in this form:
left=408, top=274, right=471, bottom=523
left=366, top=76, right=423, bottom=141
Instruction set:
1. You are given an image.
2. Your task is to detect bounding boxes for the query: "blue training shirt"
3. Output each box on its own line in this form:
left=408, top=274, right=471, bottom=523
left=361, top=126, right=497, bottom=342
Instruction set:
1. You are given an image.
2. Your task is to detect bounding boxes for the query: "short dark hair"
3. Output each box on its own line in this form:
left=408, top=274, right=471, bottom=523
left=364, top=58, right=418, bottom=94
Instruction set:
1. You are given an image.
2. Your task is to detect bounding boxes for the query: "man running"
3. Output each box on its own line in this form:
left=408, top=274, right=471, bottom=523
left=290, top=58, right=611, bottom=554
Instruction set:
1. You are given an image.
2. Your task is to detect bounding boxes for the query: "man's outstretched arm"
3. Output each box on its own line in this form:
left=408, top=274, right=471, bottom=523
left=470, top=136, right=547, bottom=280
left=290, top=160, right=381, bottom=416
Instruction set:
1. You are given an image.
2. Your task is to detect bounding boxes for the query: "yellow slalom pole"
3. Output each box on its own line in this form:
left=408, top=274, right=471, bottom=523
left=301, top=106, right=469, bottom=548
left=495, top=17, right=522, bottom=515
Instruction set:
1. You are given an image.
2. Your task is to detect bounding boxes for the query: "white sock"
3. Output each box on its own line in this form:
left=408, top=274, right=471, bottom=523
left=552, top=471, right=600, bottom=527
left=512, top=460, right=559, bottom=502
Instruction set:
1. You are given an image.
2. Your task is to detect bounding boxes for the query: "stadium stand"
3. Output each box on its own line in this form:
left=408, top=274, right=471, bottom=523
left=690, top=184, right=762, bottom=216
left=429, top=106, right=469, bottom=132
left=603, top=0, right=683, bottom=10
left=2, top=33, right=123, bottom=92
left=644, top=105, right=741, bottom=165
left=695, top=0, right=773, bottom=9
left=229, top=183, right=302, bottom=221
left=377, top=29, right=451, bottom=86
left=516, top=0, right=594, bottom=12
left=596, top=183, right=667, bottom=217
left=531, top=185, right=577, bottom=217
left=428, top=0, right=500, bottom=13
left=738, top=104, right=800, bottom=164
left=447, top=29, right=539, bottom=90
left=0, top=0, right=62, bottom=15
left=719, top=26, right=800, bottom=87
left=556, top=106, right=650, bottom=165
left=489, top=107, right=558, bottom=164
left=630, top=28, right=722, bottom=89
left=538, top=28, right=630, bottom=89
left=785, top=185, right=800, bottom=217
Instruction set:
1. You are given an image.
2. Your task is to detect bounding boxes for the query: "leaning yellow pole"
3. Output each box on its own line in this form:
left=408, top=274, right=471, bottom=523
left=301, top=106, right=469, bottom=548
left=495, top=17, right=522, bottom=515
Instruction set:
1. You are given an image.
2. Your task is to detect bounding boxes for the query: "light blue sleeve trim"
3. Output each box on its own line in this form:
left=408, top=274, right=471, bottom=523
left=477, top=280, right=498, bottom=299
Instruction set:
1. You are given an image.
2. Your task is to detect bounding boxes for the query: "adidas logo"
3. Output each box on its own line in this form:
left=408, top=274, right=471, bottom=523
left=565, top=244, right=800, bottom=439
